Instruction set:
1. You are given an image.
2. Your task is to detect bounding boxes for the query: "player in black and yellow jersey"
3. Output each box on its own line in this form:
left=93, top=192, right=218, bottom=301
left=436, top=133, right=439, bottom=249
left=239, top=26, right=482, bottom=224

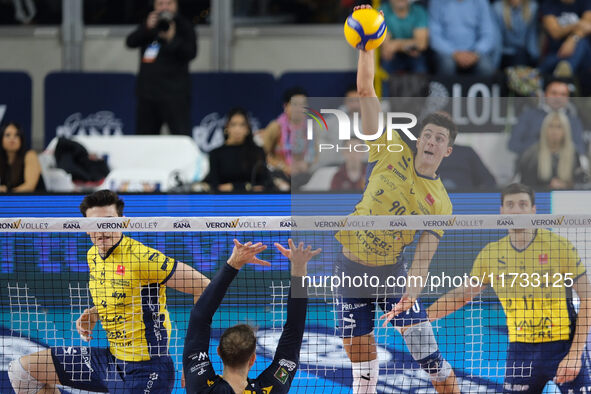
left=9, top=190, right=210, bottom=393
left=427, top=183, right=591, bottom=393
left=336, top=5, right=460, bottom=393
left=183, top=239, right=320, bottom=393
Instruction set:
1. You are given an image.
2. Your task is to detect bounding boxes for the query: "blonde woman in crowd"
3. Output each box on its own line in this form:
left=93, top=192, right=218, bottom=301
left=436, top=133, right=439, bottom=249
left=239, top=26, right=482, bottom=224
left=517, top=111, right=584, bottom=189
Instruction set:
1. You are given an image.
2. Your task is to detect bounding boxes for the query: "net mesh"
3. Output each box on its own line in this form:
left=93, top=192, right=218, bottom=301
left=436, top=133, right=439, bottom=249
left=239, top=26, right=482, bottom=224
left=1, top=214, right=590, bottom=393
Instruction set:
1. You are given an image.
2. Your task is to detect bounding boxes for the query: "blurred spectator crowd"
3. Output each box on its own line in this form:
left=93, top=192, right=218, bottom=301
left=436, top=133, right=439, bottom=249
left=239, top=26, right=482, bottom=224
left=376, top=0, right=591, bottom=82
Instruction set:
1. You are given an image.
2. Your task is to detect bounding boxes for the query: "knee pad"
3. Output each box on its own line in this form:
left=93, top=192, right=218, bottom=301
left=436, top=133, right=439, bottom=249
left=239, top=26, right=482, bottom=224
left=417, top=352, right=452, bottom=382
left=402, top=321, right=452, bottom=382
left=8, top=359, right=44, bottom=394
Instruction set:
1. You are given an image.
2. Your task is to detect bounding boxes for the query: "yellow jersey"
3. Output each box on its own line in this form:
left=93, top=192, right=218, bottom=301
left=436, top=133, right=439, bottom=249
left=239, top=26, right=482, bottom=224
left=470, top=229, right=585, bottom=343
left=335, top=130, right=452, bottom=266
left=87, top=236, right=178, bottom=361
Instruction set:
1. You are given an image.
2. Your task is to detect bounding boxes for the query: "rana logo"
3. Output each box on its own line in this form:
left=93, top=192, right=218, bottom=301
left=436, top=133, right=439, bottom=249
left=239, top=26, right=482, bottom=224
left=497, top=217, right=514, bottom=226
left=389, top=219, right=407, bottom=227
left=280, top=219, right=297, bottom=228
left=173, top=220, right=191, bottom=229
left=63, top=220, right=81, bottom=230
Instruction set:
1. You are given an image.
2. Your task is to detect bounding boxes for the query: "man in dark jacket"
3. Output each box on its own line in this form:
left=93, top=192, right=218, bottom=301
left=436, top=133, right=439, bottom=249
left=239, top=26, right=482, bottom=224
left=126, top=0, right=197, bottom=136
left=437, top=144, right=497, bottom=191
left=508, top=77, right=586, bottom=155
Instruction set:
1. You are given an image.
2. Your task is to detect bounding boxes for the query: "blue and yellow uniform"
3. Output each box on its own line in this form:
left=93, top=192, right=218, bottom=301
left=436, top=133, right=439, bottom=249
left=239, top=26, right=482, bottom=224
left=335, top=130, right=451, bottom=335
left=336, top=130, right=452, bottom=266
left=50, top=236, right=177, bottom=393
left=471, top=229, right=590, bottom=393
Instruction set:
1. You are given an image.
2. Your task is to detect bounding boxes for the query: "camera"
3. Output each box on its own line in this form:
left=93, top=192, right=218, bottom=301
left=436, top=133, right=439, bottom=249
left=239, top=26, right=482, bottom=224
left=156, top=11, right=174, bottom=31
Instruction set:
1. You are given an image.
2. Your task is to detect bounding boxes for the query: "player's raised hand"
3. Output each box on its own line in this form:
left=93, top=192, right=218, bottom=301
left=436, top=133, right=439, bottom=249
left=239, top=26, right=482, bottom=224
left=227, top=239, right=270, bottom=269
left=76, top=307, right=99, bottom=341
left=275, top=238, right=321, bottom=277
left=379, top=294, right=416, bottom=327
left=554, top=353, right=582, bottom=384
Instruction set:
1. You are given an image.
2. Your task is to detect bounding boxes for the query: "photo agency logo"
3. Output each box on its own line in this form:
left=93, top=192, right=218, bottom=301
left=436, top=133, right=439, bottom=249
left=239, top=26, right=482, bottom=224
left=304, top=108, right=417, bottom=153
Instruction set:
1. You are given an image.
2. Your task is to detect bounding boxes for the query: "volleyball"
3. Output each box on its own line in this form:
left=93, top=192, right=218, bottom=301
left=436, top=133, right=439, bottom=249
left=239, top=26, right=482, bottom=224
left=344, top=8, right=387, bottom=51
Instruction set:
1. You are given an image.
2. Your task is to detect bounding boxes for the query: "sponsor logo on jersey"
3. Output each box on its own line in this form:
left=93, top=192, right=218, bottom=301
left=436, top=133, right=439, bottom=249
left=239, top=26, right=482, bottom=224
left=144, top=372, right=159, bottom=393
left=112, top=291, right=126, bottom=300
left=278, top=359, right=297, bottom=371
left=274, top=366, right=289, bottom=384
left=386, top=164, right=407, bottom=181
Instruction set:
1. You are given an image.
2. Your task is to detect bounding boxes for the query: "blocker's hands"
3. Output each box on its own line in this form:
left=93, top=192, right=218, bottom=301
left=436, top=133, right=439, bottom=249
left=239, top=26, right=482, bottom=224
left=275, top=238, right=321, bottom=277
left=227, top=239, right=271, bottom=269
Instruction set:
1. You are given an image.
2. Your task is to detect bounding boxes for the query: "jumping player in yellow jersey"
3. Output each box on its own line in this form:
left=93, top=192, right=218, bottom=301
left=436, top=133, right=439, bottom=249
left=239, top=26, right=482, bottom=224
left=427, top=183, right=591, bottom=393
left=336, top=5, right=460, bottom=393
left=8, top=190, right=210, bottom=394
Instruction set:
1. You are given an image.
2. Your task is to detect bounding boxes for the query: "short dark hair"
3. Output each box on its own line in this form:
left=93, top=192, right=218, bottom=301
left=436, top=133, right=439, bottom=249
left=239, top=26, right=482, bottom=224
left=79, top=190, right=125, bottom=217
left=501, top=183, right=535, bottom=206
left=282, top=87, right=308, bottom=105
left=543, top=76, right=572, bottom=93
left=218, top=324, right=256, bottom=368
left=420, top=113, right=457, bottom=146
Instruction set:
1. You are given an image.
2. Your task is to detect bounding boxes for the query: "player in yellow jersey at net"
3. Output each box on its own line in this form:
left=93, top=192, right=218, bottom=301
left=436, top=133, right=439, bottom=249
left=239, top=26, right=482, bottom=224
left=9, top=190, right=210, bottom=393
left=426, top=183, right=591, bottom=393
left=335, top=5, right=460, bottom=393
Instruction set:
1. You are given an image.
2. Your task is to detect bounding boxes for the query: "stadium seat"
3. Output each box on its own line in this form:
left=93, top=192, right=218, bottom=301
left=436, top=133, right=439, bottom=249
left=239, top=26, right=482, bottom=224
left=300, top=166, right=339, bottom=191
left=40, top=135, right=208, bottom=192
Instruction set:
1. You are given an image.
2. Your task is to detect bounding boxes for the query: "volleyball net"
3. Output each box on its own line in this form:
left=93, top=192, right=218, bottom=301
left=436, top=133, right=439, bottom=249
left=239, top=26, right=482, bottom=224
left=1, top=214, right=590, bottom=393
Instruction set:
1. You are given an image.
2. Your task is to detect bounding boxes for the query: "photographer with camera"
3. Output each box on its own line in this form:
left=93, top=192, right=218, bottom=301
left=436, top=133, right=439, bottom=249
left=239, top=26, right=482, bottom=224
left=126, top=0, right=197, bottom=136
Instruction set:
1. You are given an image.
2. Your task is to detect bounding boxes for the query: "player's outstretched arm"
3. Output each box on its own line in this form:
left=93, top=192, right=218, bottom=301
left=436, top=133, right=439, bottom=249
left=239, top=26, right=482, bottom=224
left=381, top=232, right=440, bottom=322
left=183, top=240, right=270, bottom=391
left=555, top=273, right=591, bottom=384
left=381, top=279, right=486, bottom=327
left=381, top=232, right=487, bottom=326
left=275, top=238, right=322, bottom=278
left=166, top=261, right=211, bottom=304
left=427, top=284, right=487, bottom=322
left=254, top=240, right=321, bottom=391
left=273, top=239, right=320, bottom=360
left=354, top=4, right=383, bottom=139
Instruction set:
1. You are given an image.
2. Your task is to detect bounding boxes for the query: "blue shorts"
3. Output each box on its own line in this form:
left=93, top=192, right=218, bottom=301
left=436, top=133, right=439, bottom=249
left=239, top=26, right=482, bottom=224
left=335, top=253, right=428, bottom=338
left=51, top=346, right=174, bottom=393
left=504, top=341, right=591, bottom=393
